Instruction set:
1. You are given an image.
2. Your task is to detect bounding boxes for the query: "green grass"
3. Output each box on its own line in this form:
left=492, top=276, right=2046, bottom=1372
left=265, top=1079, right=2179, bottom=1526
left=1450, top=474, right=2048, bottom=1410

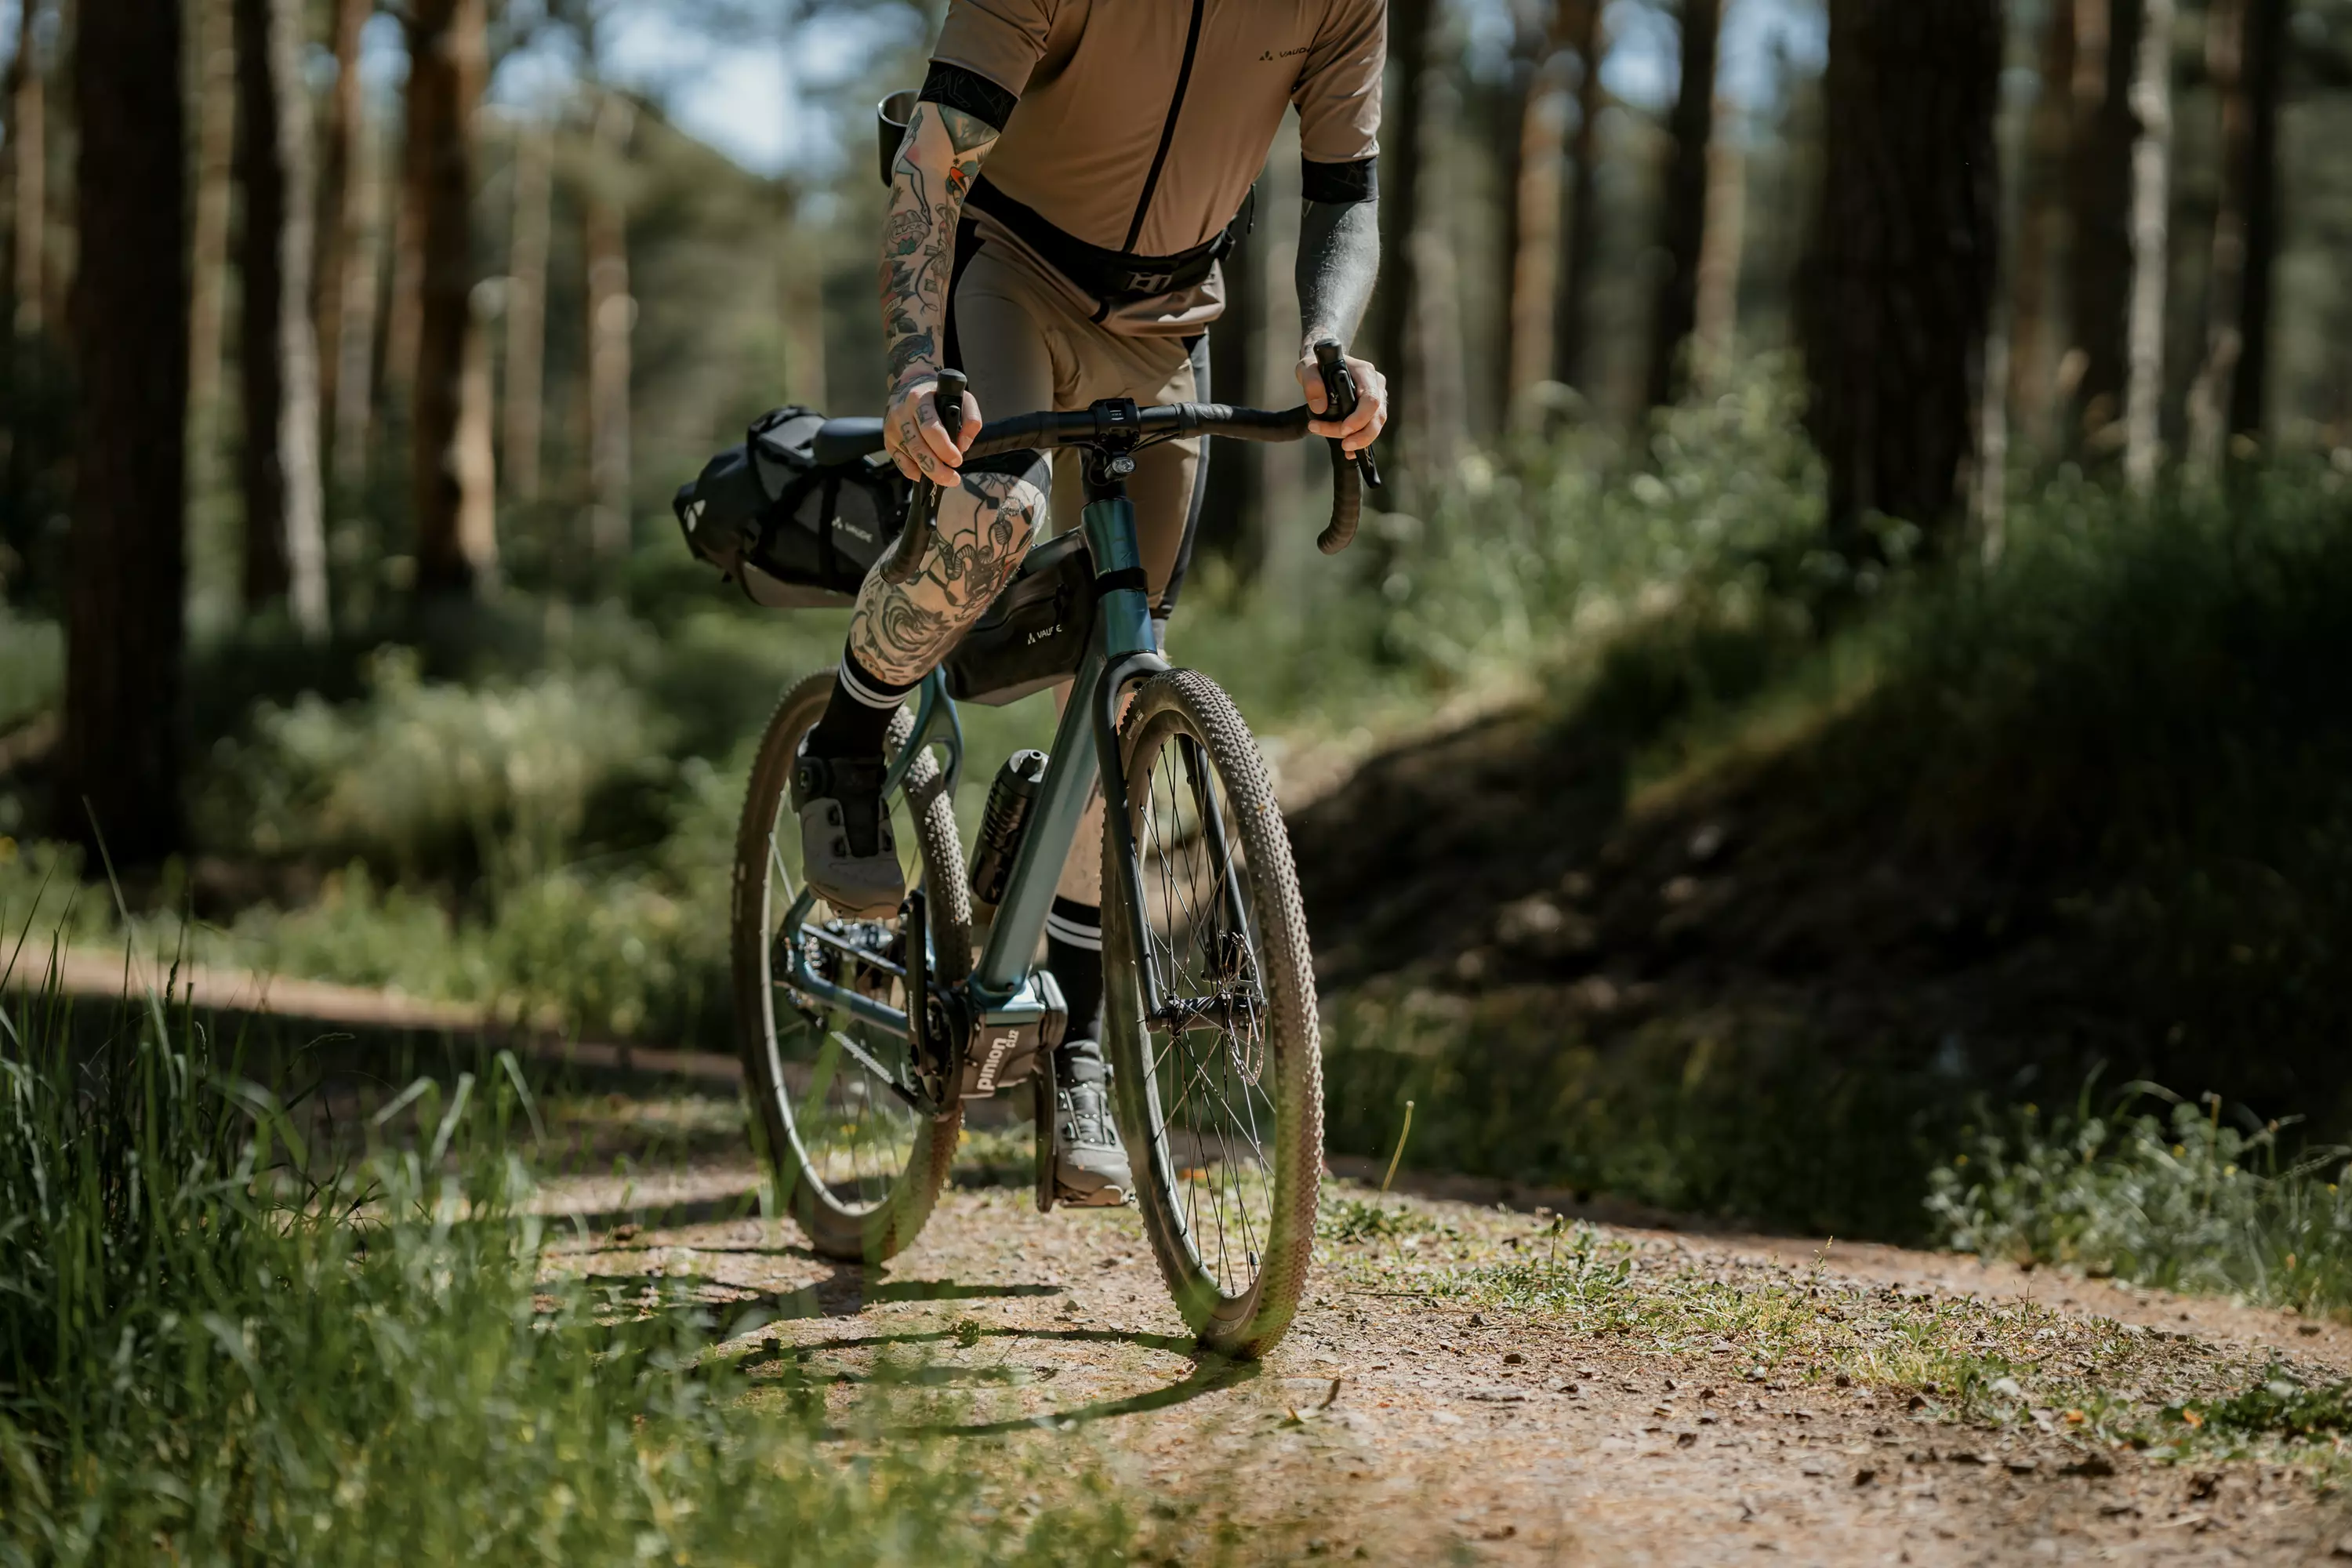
left=1928, top=1085, right=2352, bottom=1319
left=0, top=967, right=1146, bottom=1563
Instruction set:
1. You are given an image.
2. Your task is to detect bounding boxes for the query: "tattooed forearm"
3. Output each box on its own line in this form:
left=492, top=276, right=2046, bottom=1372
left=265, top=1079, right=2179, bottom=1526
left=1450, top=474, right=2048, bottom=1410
left=848, top=463, right=1048, bottom=684
left=878, top=102, right=999, bottom=404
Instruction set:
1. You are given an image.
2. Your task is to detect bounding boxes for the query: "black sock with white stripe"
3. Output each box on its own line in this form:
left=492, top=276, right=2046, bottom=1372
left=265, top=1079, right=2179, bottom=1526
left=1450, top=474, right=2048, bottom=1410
left=1046, top=897, right=1104, bottom=1047
left=806, top=645, right=916, bottom=759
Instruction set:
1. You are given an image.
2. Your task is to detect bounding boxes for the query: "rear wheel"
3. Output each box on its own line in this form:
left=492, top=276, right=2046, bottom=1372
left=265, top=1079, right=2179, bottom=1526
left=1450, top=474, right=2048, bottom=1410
left=731, top=671, right=972, bottom=1263
left=1102, top=671, right=1322, bottom=1358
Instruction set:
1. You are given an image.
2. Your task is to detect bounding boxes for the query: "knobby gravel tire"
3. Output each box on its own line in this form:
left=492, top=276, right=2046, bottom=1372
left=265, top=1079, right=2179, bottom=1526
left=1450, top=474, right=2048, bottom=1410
left=1102, top=670, right=1323, bottom=1359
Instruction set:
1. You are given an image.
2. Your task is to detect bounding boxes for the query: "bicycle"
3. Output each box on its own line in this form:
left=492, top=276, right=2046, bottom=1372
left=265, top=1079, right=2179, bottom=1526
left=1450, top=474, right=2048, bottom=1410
left=730, top=343, right=1375, bottom=1359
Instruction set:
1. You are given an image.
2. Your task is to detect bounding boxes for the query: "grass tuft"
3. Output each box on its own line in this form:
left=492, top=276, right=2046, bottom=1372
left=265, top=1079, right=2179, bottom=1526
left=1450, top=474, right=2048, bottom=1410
left=0, top=962, right=1140, bottom=1563
left=1928, top=1085, right=2352, bottom=1318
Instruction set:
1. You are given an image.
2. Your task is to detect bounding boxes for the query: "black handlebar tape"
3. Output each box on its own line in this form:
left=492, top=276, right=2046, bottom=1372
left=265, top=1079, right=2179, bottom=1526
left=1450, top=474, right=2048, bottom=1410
left=879, top=370, right=971, bottom=586
left=1313, top=340, right=1363, bottom=556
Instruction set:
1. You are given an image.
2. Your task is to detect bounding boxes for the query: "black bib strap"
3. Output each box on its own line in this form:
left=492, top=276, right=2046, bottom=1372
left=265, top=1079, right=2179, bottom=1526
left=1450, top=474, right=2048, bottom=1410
left=967, top=176, right=1238, bottom=315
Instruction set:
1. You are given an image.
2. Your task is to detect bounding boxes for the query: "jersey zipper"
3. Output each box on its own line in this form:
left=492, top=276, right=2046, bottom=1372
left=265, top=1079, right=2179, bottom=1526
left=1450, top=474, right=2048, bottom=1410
left=1120, top=0, right=1207, bottom=256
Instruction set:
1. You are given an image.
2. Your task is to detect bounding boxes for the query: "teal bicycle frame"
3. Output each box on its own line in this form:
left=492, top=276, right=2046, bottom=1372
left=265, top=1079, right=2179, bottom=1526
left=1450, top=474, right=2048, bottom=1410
left=774, top=472, right=1174, bottom=1075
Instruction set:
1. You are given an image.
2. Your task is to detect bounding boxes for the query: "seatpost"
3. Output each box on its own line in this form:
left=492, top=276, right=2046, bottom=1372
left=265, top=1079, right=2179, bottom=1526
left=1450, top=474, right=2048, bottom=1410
left=880, top=369, right=970, bottom=586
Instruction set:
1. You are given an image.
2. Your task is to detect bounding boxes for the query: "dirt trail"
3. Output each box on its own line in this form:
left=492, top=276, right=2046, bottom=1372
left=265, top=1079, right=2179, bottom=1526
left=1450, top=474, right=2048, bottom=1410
left=539, top=1148, right=2352, bottom=1566
left=34, top=955, right=2352, bottom=1559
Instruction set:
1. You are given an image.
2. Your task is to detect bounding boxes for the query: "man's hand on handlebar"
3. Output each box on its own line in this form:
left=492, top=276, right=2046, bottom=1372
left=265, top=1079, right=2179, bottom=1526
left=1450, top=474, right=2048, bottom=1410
left=1296, top=347, right=1387, bottom=456
left=884, top=376, right=984, bottom=486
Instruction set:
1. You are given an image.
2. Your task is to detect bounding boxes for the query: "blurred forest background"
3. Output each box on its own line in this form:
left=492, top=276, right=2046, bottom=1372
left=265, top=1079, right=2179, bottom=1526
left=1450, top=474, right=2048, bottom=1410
left=5, top=0, right=2352, bottom=1245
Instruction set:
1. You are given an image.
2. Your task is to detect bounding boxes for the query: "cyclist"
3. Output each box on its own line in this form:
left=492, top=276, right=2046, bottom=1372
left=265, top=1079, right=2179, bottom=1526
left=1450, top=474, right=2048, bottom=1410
left=791, top=0, right=1390, bottom=1207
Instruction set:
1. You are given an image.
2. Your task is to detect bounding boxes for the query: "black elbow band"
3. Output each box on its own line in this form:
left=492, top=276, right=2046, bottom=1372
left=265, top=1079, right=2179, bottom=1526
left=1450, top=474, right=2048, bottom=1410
left=920, top=62, right=1018, bottom=133
left=1301, top=157, right=1377, bottom=205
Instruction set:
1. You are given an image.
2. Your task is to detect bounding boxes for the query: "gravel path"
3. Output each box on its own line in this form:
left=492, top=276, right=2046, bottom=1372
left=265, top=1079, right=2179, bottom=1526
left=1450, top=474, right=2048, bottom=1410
left=536, top=1145, right=2352, bottom=1566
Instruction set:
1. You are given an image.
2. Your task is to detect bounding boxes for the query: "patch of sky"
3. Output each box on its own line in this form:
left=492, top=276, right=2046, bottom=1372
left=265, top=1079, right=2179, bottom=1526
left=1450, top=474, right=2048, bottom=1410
left=480, top=0, right=926, bottom=177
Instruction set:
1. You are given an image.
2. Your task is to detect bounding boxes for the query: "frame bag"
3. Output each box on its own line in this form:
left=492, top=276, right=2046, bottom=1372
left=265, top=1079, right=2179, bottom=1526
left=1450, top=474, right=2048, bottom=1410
left=673, top=407, right=909, bottom=608
left=943, top=532, right=1097, bottom=706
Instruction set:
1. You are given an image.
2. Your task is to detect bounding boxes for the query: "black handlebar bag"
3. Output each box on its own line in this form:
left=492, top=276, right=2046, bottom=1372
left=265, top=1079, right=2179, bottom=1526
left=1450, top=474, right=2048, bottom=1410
left=673, top=407, right=909, bottom=608
left=673, top=404, right=1095, bottom=705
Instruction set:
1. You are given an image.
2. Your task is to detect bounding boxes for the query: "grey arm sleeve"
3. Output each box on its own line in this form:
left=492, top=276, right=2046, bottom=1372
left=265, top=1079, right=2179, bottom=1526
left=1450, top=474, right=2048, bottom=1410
left=1296, top=197, right=1381, bottom=349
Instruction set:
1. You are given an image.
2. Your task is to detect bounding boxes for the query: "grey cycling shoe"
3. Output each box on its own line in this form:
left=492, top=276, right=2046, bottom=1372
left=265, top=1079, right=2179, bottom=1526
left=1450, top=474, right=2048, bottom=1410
left=1053, top=1040, right=1133, bottom=1207
left=790, top=747, right=905, bottom=920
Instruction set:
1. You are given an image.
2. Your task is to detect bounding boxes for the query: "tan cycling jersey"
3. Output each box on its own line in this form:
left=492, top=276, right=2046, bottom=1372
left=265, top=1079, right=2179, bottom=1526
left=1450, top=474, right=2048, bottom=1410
left=931, top=0, right=1385, bottom=335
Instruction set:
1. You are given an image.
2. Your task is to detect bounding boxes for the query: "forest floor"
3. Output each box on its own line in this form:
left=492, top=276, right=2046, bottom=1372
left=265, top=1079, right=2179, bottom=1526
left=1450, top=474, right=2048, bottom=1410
left=530, top=1093, right=2352, bottom=1566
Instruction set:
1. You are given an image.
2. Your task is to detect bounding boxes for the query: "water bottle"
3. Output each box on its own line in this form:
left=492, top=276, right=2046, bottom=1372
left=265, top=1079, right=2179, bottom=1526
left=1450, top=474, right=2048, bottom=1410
left=969, top=750, right=1050, bottom=923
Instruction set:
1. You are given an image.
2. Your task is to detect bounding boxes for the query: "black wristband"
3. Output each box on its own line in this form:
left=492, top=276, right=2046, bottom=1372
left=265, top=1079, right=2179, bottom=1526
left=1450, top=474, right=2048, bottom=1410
left=920, top=61, right=1018, bottom=132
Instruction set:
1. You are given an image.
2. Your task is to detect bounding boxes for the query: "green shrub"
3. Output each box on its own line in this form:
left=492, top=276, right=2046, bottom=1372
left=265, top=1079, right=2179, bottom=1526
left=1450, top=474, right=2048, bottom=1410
left=198, top=648, right=674, bottom=880
left=1928, top=1086, right=2352, bottom=1317
left=1320, top=988, right=1952, bottom=1241
left=0, top=610, right=59, bottom=735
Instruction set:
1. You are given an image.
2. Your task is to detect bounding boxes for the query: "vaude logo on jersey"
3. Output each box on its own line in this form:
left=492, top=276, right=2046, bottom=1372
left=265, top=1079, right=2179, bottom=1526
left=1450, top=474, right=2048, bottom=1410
left=1259, top=45, right=1308, bottom=60
left=974, top=1029, right=1023, bottom=1092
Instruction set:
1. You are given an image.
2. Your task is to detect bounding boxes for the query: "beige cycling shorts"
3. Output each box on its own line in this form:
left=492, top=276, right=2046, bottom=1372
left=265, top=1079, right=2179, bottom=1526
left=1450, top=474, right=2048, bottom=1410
left=946, top=233, right=1209, bottom=614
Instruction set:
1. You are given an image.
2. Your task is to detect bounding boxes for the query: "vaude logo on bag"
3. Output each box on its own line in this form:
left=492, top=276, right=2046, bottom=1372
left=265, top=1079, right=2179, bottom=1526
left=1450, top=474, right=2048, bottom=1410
left=836, top=519, right=873, bottom=543
left=1024, top=619, right=1065, bottom=647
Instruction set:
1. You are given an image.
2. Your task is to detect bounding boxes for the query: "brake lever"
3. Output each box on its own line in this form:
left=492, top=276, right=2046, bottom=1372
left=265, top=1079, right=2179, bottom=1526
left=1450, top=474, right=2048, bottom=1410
left=1312, top=339, right=1383, bottom=492
left=880, top=368, right=969, bottom=586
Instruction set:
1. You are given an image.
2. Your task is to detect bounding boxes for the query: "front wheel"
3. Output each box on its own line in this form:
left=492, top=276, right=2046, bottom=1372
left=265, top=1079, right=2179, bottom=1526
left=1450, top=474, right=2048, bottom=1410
left=1102, top=670, right=1322, bottom=1359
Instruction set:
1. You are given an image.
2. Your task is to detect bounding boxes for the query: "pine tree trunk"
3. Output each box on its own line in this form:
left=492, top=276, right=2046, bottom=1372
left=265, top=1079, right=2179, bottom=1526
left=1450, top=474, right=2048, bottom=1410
left=502, top=115, right=550, bottom=506
left=1690, top=93, right=1744, bottom=395
left=456, top=286, right=495, bottom=578
left=1800, top=0, right=2002, bottom=551
left=1366, top=0, right=1428, bottom=469
left=2229, top=0, right=2285, bottom=447
left=1645, top=0, right=1723, bottom=411
left=1491, top=42, right=1528, bottom=426
left=782, top=267, right=828, bottom=409
left=234, top=0, right=326, bottom=633
left=1411, top=205, right=1466, bottom=474
left=405, top=0, right=488, bottom=596
left=2187, top=0, right=2249, bottom=478
left=2065, top=0, right=2140, bottom=453
left=315, top=0, right=369, bottom=463
left=381, top=158, right=420, bottom=404
left=1505, top=1, right=1574, bottom=420
left=1552, top=0, right=1606, bottom=394
left=2122, top=0, right=2173, bottom=495
left=9, top=0, right=42, bottom=342
left=2008, top=0, right=2074, bottom=451
left=2, top=0, right=44, bottom=597
left=62, top=0, right=188, bottom=864
left=186, top=0, right=234, bottom=503
left=584, top=90, right=633, bottom=560
left=330, top=111, right=381, bottom=485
